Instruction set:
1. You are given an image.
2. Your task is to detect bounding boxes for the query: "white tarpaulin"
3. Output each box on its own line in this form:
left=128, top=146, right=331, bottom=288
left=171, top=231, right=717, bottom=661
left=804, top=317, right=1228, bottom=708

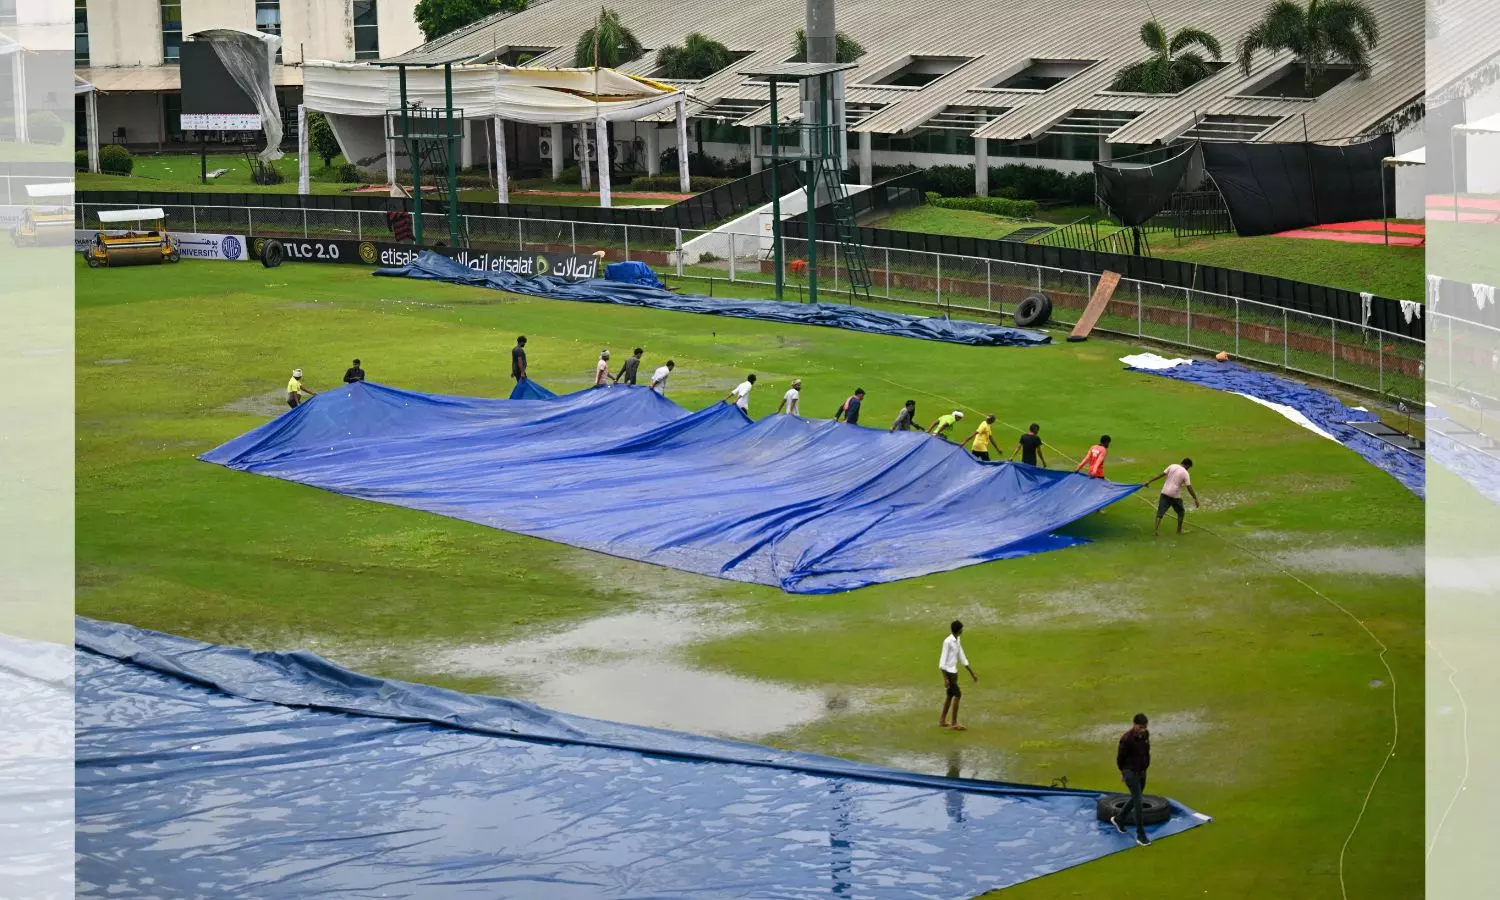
left=302, top=63, right=683, bottom=125
left=190, top=28, right=284, bottom=162
left=1383, top=146, right=1426, bottom=166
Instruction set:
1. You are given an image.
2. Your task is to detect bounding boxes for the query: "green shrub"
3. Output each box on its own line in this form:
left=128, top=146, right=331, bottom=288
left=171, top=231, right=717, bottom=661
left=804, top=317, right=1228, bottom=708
left=331, top=163, right=361, bottom=183
left=987, top=164, right=1094, bottom=204
left=919, top=164, right=975, bottom=197
left=630, top=174, right=730, bottom=192
left=27, top=111, right=65, bottom=144
left=99, top=144, right=133, bottom=176
left=926, top=193, right=1040, bottom=218
left=75, top=150, right=89, bottom=172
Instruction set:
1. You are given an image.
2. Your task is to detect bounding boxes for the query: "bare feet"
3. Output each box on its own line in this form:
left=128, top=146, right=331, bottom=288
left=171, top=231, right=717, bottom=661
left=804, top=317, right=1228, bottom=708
left=950, top=724, right=968, bottom=731
left=939, top=722, right=952, bottom=728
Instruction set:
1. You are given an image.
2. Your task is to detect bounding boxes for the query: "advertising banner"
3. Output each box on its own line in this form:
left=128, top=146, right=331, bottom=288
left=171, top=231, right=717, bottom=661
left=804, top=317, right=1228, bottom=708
left=247, top=237, right=601, bottom=280
left=74, top=231, right=248, bottom=261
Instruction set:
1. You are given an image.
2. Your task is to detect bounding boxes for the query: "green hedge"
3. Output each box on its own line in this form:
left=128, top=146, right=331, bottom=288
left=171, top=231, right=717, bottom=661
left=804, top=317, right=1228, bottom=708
left=630, top=174, right=731, bottom=192
left=925, top=193, right=1039, bottom=218
left=99, top=144, right=133, bottom=176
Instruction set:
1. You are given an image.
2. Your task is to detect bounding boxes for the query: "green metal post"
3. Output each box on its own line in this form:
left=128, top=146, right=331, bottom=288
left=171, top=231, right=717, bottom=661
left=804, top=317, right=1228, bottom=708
left=806, top=75, right=824, bottom=305
left=400, top=65, right=423, bottom=246
left=444, top=63, right=459, bottom=246
left=769, top=77, right=783, bottom=301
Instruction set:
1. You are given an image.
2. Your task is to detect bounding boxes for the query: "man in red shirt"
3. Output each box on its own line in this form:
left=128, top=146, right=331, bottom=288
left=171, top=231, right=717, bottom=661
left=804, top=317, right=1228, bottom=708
left=1075, top=434, right=1111, bottom=478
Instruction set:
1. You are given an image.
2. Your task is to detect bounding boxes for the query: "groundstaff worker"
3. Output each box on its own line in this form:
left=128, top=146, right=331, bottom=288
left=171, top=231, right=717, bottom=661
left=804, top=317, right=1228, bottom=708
left=286, top=368, right=316, bottom=409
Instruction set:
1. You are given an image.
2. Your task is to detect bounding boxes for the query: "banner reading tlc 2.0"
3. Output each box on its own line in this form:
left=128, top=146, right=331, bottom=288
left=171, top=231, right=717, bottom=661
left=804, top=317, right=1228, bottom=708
left=248, top=237, right=601, bottom=280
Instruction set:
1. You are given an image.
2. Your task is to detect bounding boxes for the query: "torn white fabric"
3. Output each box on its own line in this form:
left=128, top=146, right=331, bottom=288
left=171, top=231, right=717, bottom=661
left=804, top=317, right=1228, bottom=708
left=1360, top=292, right=1373, bottom=326
left=1474, top=282, right=1495, bottom=310
left=1231, top=392, right=1338, bottom=441
left=1120, top=353, right=1194, bottom=370
left=192, top=28, right=284, bottom=161
left=1428, top=274, right=1442, bottom=307
left=1399, top=299, right=1423, bottom=323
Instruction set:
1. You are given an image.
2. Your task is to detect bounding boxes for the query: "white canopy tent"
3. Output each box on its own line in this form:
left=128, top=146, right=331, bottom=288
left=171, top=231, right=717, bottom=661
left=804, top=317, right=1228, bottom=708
left=1380, top=146, right=1425, bottom=245
left=302, top=63, right=691, bottom=207
left=1451, top=114, right=1500, bottom=221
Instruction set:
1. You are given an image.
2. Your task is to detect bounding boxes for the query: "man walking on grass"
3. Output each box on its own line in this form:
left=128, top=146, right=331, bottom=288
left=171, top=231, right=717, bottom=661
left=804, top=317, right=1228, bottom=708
left=890, top=399, right=917, bottom=432
left=959, top=414, right=997, bottom=460
left=777, top=379, right=802, bottom=415
left=511, top=335, right=528, bottom=383
left=613, top=347, right=644, bottom=385
left=1011, top=423, right=1046, bottom=467
left=1113, top=713, right=1152, bottom=846
left=1145, top=458, right=1199, bottom=536
left=650, top=359, right=675, bottom=395
left=835, top=388, right=865, bottom=425
left=594, top=350, right=612, bottom=387
left=286, top=368, right=315, bottom=409
left=938, top=620, right=978, bottom=731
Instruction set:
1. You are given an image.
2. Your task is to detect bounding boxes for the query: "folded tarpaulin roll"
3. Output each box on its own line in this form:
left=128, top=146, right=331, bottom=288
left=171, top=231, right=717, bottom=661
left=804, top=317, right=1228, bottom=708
left=605, top=259, right=666, bottom=288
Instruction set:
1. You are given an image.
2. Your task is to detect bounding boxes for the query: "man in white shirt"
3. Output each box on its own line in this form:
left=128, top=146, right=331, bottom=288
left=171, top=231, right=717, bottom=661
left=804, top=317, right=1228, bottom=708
left=649, top=359, right=675, bottom=395
left=594, top=349, right=611, bottom=387
left=939, top=620, right=978, bottom=731
left=724, top=373, right=756, bottom=413
left=1145, top=457, right=1200, bottom=536
left=776, top=378, right=802, bottom=415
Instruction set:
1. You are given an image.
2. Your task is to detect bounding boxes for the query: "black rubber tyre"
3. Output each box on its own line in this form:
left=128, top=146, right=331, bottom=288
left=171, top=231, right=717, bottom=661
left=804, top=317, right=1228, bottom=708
left=260, top=239, right=285, bottom=268
left=1014, top=292, right=1053, bottom=327
left=166, top=248, right=180, bottom=263
left=86, top=254, right=101, bottom=268
left=1096, top=793, right=1172, bottom=826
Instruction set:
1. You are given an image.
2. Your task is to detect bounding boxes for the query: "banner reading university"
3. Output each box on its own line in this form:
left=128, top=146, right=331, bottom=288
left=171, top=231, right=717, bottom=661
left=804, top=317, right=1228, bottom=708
left=248, top=237, right=602, bottom=280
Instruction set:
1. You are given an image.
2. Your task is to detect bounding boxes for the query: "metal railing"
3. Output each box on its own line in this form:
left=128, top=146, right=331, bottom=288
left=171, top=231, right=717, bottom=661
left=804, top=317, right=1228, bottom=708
left=73, top=202, right=1424, bottom=405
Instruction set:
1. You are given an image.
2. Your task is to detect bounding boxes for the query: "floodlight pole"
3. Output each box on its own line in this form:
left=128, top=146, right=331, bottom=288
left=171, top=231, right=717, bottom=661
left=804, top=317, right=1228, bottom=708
left=400, top=64, right=423, bottom=246
left=769, top=77, right=784, bottom=301
left=444, top=63, right=460, bottom=246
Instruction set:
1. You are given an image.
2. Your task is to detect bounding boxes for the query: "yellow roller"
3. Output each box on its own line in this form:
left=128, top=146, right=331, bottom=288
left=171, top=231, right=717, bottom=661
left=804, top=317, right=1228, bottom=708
left=82, top=208, right=181, bottom=268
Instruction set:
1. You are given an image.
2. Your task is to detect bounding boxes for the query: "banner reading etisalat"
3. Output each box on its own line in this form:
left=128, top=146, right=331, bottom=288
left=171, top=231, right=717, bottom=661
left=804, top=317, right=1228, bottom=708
left=247, top=236, right=601, bottom=280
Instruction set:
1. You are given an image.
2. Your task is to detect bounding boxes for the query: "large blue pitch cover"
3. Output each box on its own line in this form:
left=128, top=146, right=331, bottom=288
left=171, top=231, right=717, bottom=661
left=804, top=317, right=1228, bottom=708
left=75, top=618, right=1210, bottom=899
left=375, top=251, right=1051, bottom=347
left=201, top=383, right=1140, bottom=592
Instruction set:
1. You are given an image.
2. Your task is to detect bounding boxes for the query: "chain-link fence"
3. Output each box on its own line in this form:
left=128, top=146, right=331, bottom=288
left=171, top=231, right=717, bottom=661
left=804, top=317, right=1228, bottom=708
left=74, top=202, right=1424, bottom=403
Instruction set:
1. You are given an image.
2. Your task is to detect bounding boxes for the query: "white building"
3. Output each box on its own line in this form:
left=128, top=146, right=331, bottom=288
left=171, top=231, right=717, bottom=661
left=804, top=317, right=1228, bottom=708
left=73, top=0, right=423, bottom=148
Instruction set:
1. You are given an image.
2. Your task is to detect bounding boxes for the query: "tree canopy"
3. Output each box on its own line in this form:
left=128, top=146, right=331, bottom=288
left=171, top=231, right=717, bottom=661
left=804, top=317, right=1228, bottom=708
left=573, top=9, right=644, bottom=68
left=656, top=32, right=734, bottom=81
left=413, top=0, right=526, bottom=43
left=1237, top=0, right=1380, bottom=91
left=790, top=28, right=864, bottom=64
left=1109, top=20, right=1222, bottom=93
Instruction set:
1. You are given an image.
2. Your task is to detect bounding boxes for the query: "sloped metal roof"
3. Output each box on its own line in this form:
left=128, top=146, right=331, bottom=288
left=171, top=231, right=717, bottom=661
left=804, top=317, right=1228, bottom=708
left=392, top=0, right=1421, bottom=144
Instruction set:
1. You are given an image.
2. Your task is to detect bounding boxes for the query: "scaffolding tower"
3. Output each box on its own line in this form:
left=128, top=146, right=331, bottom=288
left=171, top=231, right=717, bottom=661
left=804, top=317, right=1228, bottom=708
left=743, top=62, right=871, bottom=304
left=374, top=58, right=467, bottom=248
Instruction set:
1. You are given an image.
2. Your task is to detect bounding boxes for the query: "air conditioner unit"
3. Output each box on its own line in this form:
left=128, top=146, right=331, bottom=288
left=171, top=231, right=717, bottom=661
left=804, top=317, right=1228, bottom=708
left=538, top=137, right=552, bottom=160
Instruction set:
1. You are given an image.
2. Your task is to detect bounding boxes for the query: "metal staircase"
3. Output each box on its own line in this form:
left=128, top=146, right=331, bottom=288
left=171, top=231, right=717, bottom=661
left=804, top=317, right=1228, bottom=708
left=815, top=156, right=873, bottom=303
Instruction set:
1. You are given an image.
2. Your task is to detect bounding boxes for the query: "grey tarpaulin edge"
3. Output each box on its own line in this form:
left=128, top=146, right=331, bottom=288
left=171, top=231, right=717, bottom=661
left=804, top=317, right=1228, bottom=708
left=76, top=616, right=1208, bottom=817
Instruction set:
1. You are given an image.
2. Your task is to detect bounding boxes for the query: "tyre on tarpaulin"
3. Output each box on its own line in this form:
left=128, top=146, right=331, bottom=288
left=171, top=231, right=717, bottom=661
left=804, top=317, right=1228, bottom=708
left=260, top=239, right=285, bottom=269
left=1014, top=292, right=1052, bottom=327
left=1096, top=792, right=1172, bottom=826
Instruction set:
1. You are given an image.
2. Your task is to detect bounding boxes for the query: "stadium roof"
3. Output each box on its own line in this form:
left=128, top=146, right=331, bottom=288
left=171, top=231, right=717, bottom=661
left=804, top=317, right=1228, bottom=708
left=392, top=0, right=1422, bottom=144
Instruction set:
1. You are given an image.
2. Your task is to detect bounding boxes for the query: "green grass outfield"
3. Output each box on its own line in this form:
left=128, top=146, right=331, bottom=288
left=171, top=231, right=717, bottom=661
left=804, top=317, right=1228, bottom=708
left=870, top=205, right=1425, bottom=301
left=76, top=257, right=1422, bottom=897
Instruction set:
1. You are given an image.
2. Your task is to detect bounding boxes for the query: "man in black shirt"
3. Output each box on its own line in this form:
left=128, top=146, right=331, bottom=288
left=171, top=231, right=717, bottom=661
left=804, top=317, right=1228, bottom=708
left=1113, top=713, right=1152, bottom=846
left=890, top=400, right=917, bottom=432
left=343, top=358, right=365, bottom=384
left=613, top=347, right=644, bottom=385
left=835, top=388, right=865, bottom=425
left=1011, top=423, right=1046, bottom=467
left=511, top=336, right=528, bottom=382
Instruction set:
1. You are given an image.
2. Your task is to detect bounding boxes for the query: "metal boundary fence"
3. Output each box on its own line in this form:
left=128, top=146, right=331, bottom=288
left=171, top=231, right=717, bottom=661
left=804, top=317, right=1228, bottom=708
left=73, top=202, right=1424, bottom=404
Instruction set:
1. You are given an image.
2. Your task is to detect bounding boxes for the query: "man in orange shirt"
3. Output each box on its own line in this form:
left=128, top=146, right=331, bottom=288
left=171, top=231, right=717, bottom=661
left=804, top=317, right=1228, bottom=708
left=1075, top=435, right=1111, bottom=478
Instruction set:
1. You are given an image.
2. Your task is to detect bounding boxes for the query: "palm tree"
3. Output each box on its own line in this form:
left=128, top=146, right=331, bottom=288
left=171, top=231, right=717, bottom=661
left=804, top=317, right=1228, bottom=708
left=572, top=8, right=644, bottom=69
left=790, top=28, right=864, bottom=64
left=1237, top=0, right=1380, bottom=93
left=1109, top=21, right=1222, bottom=93
left=656, top=32, right=734, bottom=81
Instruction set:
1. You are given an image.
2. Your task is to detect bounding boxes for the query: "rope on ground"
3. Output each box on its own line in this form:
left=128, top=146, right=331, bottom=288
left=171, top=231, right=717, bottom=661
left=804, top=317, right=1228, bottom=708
left=1425, top=639, right=1470, bottom=862
left=869, top=372, right=1400, bottom=900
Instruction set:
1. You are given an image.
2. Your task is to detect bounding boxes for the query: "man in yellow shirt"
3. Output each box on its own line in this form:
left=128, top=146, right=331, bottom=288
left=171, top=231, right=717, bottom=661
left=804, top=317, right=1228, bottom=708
left=959, top=414, right=997, bottom=460
left=286, top=368, right=316, bottom=409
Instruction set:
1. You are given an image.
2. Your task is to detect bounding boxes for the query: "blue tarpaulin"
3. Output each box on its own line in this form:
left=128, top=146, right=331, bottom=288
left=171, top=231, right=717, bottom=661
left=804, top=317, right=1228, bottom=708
left=76, top=617, right=1209, bottom=899
left=1126, top=361, right=1425, bottom=497
left=375, top=251, right=1051, bottom=347
left=1427, top=406, right=1500, bottom=504
left=604, top=259, right=666, bottom=288
left=0, top=635, right=72, bottom=900
left=201, top=382, right=1141, bottom=593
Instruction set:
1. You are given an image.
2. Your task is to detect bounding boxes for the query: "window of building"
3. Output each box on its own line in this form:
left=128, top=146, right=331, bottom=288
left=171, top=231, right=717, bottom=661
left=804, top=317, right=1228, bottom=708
left=160, top=0, right=183, bottom=63
left=75, top=1, right=90, bottom=66
left=1182, top=114, right=1284, bottom=142
left=353, top=1, right=380, bottom=61
left=856, top=56, right=974, bottom=89
left=988, top=59, right=1095, bottom=92
left=1237, top=62, right=1354, bottom=99
left=256, top=0, right=282, bottom=62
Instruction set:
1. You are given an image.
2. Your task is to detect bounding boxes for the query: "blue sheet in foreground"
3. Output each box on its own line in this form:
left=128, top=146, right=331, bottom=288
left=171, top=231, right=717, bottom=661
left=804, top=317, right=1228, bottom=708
left=75, top=617, right=1209, bottom=900
left=201, top=382, right=1140, bottom=592
left=375, top=251, right=1051, bottom=346
left=1126, top=361, right=1425, bottom=497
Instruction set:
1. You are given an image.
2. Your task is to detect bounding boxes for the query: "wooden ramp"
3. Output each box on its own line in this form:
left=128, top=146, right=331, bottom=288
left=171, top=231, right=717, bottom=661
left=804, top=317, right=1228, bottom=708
left=1067, top=270, right=1120, bottom=342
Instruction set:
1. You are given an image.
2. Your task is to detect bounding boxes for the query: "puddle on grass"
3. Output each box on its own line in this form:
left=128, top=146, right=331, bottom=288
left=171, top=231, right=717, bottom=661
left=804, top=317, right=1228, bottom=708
left=218, top=392, right=293, bottom=418
left=1273, top=545, right=1424, bottom=578
left=1074, top=709, right=1213, bottom=744
left=93, top=358, right=131, bottom=366
left=414, top=606, right=837, bottom=740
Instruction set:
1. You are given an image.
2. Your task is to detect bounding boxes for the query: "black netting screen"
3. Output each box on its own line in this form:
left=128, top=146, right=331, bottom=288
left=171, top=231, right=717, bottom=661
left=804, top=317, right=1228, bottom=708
left=1202, top=134, right=1395, bottom=236
left=1094, top=143, right=1196, bottom=226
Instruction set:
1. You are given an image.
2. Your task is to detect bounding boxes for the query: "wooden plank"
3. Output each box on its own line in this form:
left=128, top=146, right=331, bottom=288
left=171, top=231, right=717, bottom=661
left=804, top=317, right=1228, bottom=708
left=1067, top=270, right=1120, bottom=342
